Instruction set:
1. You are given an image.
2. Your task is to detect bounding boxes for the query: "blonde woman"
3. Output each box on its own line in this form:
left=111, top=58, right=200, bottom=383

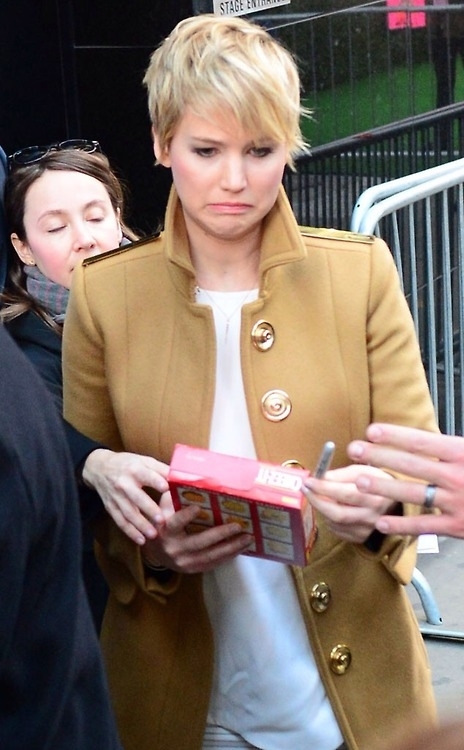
left=63, top=16, right=438, bottom=750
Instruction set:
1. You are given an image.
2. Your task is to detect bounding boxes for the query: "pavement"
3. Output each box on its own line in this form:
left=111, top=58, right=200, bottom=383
left=409, top=535, right=464, bottom=721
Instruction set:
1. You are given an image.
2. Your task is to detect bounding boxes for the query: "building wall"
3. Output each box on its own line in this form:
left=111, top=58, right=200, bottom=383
left=0, top=0, right=199, bottom=234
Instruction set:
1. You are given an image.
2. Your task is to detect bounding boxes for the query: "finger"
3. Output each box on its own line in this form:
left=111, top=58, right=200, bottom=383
left=143, top=457, right=170, bottom=480
left=122, top=465, right=169, bottom=494
left=164, top=503, right=202, bottom=532
left=182, top=519, right=250, bottom=552
left=151, top=523, right=253, bottom=574
left=375, top=512, right=449, bottom=536
left=306, top=490, right=369, bottom=524
left=117, top=505, right=160, bottom=540
left=117, top=487, right=165, bottom=525
left=365, top=424, right=464, bottom=463
left=141, top=469, right=169, bottom=493
left=303, top=477, right=359, bottom=506
left=109, top=508, right=155, bottom=545
left=348, top=442, right=445, bottom=485
left=355, top=474, right=430, bottom=507
left=190, top=533, right=254, bottom=572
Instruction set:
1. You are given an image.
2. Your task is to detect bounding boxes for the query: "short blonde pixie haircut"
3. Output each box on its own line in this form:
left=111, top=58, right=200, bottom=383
left=143, top=14, right=308, bottom=167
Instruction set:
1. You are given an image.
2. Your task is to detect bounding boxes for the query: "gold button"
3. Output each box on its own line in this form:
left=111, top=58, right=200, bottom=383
left=330, top=645, right=352, bottom=675
left=251, top=320, right=275, bottom=351
left=310, top=582, right=331, bottom=613
left=282, top=459, right=305, bottom=470
left=261, top=390, right=292, bottom=422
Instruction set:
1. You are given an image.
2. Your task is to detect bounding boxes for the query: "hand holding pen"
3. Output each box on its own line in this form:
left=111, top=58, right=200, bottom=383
left=302, top=441, right=397, bottom=543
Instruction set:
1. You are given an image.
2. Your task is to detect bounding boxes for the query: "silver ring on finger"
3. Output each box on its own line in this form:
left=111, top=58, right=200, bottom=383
left=423, top=484, right=437, bottom=509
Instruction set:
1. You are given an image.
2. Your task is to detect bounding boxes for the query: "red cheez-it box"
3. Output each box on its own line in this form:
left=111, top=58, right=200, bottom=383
left=168, top=444, right=317, bottom=566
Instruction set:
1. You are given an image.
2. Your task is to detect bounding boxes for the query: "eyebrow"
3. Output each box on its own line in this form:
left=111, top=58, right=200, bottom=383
left=190, top=137, right=226, bottom=145
left=190, top=136, right=273, bottom=148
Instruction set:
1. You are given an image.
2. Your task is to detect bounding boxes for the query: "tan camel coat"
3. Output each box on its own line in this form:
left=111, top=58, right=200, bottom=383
left=63, top=187, right=438, bottom=750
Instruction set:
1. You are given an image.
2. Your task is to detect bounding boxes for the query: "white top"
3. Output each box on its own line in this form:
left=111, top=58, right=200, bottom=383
left=197, top=289, right=343, bottom=750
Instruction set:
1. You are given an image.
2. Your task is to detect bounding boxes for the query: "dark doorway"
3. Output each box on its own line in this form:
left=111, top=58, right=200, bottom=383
left=0, top=1, right=200, bottom=234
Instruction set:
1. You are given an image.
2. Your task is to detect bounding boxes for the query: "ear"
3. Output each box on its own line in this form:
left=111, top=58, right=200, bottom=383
left=10, top=233, right=35, bottom=266
left=152, top=126, right=171, bottom=168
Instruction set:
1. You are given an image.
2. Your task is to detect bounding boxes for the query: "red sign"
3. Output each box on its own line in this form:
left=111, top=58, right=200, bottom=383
left=387, top=0, right=426, bottom=30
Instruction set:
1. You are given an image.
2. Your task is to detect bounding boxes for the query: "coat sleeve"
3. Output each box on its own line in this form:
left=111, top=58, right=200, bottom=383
left=63, top=259, right=181, bottom=602
left=63, top=264, right=125, bottom=450
left=356, top=236, right=439, bottom=582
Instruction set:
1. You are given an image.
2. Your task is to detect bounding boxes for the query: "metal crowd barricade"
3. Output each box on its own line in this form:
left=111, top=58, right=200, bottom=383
left=351, top=158, right=464, bottom=437
left=350, top=159, right=464, bottom=641
left=284, top=102, right=464, bottom=231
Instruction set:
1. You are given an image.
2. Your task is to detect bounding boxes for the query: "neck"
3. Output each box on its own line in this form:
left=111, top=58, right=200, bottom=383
left=188, top=227, right=261, bottom=292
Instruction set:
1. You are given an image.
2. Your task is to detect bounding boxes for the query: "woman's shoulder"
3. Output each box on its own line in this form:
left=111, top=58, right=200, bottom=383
left=81, top=233, right=163, bottom=273
left=297, top=226, right=397, bottom=292
left=299, top=225, right=376, bottom=249
left=6, top=311, right=60, bottom=351
left=299, top=226, right=392, bottom=266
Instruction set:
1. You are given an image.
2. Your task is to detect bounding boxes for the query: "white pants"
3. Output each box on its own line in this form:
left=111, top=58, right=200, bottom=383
left=203, top=726, right=261, bottom=749
left=202, top=725, right=347, bottom=750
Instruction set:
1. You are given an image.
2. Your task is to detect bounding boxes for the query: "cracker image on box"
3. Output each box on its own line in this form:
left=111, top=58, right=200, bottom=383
left=168, top=444, right=317, bottom=565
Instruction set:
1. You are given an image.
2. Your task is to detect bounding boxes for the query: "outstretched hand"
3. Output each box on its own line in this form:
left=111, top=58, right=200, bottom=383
left=348, top=423, right=464, bottom=539
left=82, top=448, right=170, bottom=545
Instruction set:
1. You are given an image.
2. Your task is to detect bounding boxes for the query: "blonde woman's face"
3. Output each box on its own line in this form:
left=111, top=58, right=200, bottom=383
left=12, top=169, right=122, bottom=289
left=155, top=106, right=287, bottom=247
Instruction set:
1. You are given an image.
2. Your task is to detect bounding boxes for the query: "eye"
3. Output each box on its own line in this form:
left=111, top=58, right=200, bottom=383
left=193, top=147, right=217, bottom=158
left=86, top=211, right=106, bottom=223
left=250, top=146, right=273, bottom=158
left=47, top=225, right=66, bottom=234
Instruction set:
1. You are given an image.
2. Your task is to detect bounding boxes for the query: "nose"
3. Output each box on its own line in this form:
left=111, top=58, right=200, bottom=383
left=72, top=222, right=96, bottom=252
left=220, top=154, right=247, bottom=192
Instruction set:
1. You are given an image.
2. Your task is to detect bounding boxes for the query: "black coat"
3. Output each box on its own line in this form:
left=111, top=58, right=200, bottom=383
left=0, top=147, right=7, bottom=290
left=6, top=310, right=103, bottom=487
left=0, top=325, right=121, bottom=749
left=6, top=311, right=109, bottom=629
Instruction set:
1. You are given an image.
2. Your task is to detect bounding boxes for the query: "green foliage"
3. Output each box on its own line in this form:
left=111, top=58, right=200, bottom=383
left=302, top=61, right=438, bottom=146
left=274, top=2, right=430, bottom=95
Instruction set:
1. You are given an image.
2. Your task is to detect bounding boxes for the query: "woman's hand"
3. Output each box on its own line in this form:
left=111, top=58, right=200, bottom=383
left=348, top=423, right=464, bottom=539
left=142, top=491, right=254, bottom=574
left=82, top=448, right=169, bottom=545
left=302, top=464, right=395, bottom=543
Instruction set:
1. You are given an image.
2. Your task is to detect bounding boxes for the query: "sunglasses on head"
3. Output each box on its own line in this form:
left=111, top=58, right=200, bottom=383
left=7, top=139, right=102, bottom=170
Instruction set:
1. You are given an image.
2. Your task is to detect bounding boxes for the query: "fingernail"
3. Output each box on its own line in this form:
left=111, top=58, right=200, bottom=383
left=367, top=424, right=382, bottom=441
left=349, top=441, right=363, bottom=459
left=356, top=476, right=371, bottom=491
left=376, top=519, right=389, bottom=533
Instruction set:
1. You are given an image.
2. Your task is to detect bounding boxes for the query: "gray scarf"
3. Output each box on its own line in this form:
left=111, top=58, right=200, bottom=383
left=24, top=236, right=132, bottom=324
left=24, top=265, right=69, bottom=324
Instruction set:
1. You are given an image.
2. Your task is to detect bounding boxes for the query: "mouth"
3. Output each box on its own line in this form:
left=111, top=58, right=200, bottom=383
left=209, top=203, right=252, bottom=214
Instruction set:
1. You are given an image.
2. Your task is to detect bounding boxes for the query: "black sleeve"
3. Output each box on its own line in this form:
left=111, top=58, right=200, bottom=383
left=0, top=327, right=122, bottom=749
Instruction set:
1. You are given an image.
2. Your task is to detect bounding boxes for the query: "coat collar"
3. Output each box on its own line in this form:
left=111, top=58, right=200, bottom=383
left=162, top=185, right=307, bottom=296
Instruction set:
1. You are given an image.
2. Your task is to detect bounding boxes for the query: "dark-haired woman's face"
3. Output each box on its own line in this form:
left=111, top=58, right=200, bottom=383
left=11, top=169, right=122, bottom=288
